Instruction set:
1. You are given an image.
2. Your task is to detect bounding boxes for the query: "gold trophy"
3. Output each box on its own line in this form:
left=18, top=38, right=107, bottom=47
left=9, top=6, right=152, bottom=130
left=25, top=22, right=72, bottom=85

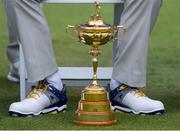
left=67, top=2, right=125, bottom=126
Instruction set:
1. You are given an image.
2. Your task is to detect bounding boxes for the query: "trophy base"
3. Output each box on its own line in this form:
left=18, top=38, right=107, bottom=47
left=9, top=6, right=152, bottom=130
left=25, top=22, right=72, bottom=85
left=74, top=84, right=117, bottom=126
left=74, top=119, right=117, bottom=126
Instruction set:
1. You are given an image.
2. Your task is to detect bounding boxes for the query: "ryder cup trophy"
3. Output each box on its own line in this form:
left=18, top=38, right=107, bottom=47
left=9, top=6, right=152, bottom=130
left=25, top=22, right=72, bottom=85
left=67, top=2, right=125, bottom=126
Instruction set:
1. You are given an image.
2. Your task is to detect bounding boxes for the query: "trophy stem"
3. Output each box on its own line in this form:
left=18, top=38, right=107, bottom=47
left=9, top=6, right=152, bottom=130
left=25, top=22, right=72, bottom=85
left=90, top=45, right=100, bottom=87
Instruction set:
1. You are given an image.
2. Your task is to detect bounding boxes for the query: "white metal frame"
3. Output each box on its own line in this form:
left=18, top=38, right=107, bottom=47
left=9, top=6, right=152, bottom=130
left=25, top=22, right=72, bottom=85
left=45, top=0, right=122, bottom=3
left=20, top=0, right=122, bottom=100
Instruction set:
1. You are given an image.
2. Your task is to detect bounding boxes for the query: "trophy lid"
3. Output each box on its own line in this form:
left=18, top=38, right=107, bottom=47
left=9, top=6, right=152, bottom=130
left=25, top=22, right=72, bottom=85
left=81, top=2, right=110, bottom=27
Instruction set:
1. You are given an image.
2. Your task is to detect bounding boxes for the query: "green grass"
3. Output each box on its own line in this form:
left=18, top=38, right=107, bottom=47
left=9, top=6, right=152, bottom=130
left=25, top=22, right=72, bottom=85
left=0, top=0, right=180, bottom=130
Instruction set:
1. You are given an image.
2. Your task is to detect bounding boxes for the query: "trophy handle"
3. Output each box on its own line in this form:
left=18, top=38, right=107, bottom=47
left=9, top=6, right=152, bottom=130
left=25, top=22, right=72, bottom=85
left=117, top=25, right=126, bottom=33
left=66, top=25, right=76, bottom=33
left=112, top=25, right=126, bottom=41
left=66, top=25, right=78, bottom=41
left=66, top=25, right=86, bottom=43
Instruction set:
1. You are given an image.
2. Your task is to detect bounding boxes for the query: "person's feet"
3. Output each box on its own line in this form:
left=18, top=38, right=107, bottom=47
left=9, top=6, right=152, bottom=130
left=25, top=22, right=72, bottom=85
left=7, top=62, right=20, bottom=82
left=9, top=80, right=67, bottom=117
left=109, top=84, right=164, bottom=115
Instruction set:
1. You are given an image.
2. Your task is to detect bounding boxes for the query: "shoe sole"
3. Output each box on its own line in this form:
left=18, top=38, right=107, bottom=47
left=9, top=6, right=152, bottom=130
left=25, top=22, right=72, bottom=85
left=9, top=105, right=67, bottom=117
left=111, top=106, right=164, bottom=115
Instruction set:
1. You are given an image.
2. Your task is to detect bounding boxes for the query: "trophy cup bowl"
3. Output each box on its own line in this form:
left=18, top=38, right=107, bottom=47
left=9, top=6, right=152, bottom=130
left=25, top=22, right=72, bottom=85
left=70, top=24, right=117, bottom=46
left=67, top=2, right=125, bottom=126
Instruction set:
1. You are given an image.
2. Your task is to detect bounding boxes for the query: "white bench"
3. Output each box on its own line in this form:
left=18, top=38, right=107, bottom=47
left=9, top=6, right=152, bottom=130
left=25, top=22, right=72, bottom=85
left=20, top=0, right=123, bottom=100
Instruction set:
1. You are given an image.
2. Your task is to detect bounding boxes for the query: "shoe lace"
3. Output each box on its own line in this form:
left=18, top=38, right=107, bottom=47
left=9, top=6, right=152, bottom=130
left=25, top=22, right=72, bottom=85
left=117, top=84, right=129, bottom=92
left=134, top=89, right=147, bottom=97
left=118, top=84, right=147, bottom=97
left=27, top=81, right=48, bottom=99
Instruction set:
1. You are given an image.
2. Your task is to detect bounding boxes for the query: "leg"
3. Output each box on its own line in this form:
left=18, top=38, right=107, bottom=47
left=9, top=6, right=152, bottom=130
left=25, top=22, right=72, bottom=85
left=5, top=0, right=58, bottom=82
left=3, top=0, right=20, bottom=82
left=110, top=0, right=164, bottom=115
left=4, top=0, right=67, bottom=116
left=112, top=0, right=162, bottom=87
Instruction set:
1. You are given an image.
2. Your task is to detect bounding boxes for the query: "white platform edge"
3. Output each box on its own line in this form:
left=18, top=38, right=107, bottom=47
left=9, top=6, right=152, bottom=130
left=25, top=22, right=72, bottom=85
left=45, top=0, right=122, bottom=3
left=59, top=67, right=112, bottom=79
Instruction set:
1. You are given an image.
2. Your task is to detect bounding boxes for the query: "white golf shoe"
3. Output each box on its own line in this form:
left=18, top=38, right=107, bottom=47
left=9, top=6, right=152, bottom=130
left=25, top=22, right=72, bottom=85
left=109, top=85, right=165, bottom=115
left=9, top=80, right=67, bottom=117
